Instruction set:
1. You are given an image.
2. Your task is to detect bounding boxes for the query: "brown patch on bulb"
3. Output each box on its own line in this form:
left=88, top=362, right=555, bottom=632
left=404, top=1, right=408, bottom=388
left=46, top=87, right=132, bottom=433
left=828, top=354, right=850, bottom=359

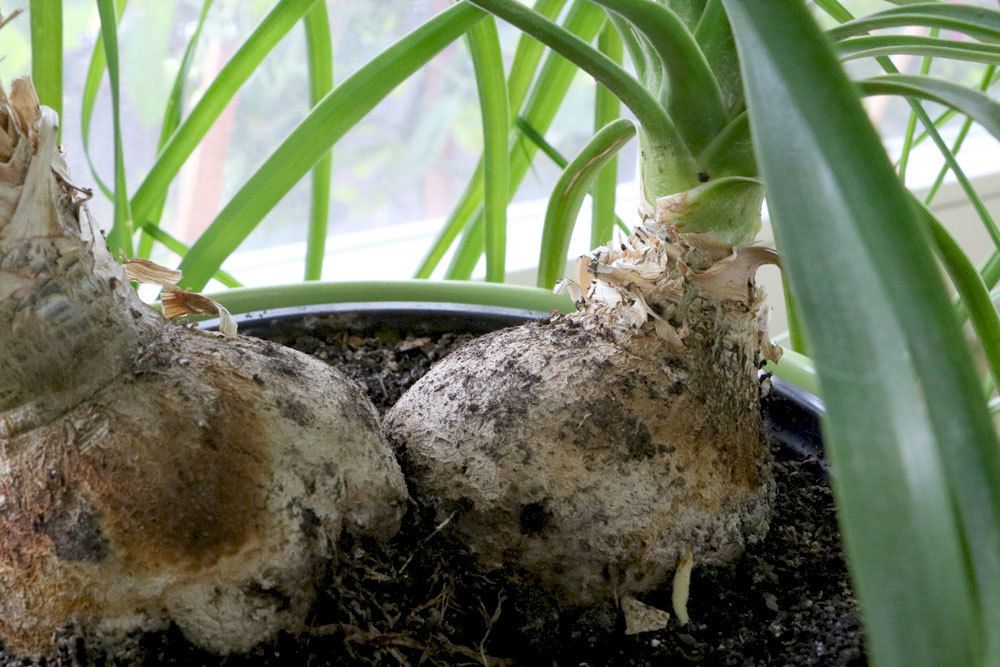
left=76, top=374, right=272, bottom=571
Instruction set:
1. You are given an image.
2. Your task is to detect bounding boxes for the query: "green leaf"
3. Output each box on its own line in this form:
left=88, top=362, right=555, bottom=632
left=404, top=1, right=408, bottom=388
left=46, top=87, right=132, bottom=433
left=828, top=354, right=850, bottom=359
left=137, top=0, right=214, bottom=260
left=538, top=118, right=635, bottom=288
left=589, top=0, right=726, bottom=155
left=29, top=0, right=61, bottom=139
left=722, top=1, right=1000, bottom=665
left=468, top=0, right=697, bottom=197
left=416, top=1, right=604, bottom=279
left=592, top=22, right=624, bottom=248
left=667, top=0, right=707, bottom=32
left=506, top=0, right=569, bottom=113
left=445, top=217, right=485, bottom=280
left=655, top=176, right=763, bottom=247
left=781, top=277, right=809, bottom=355
left=858, top=72, right=1000, bottom=260
left=133, top=220, right=242, bottom=288
left=697, top=111, right=754, bottom=178
left=607, top=14, right=655, bottom=90
left=178, top=3, right=486, bottom=290
left=467, top=17, right=509, bottom=283
left=857, top=74, right=1000, bottom=142
left=895, top=29, right=937, bottom=184
left=694, top=0, right=742, bottom=114
left=303, top=1, right=334, bottom=281
left=514, top=116, right=631, bottom=236
left=96, top=0, right=132, bottom=256
left=917, top=200, right=1000, bottom=392
left=925, top=65, right=996, bottom=206
left=414, top=0, right=571, bottom=279
left=765, top=348, right=819, bottom=397
left=911, top=68, right=999, bottom=149
left=131, top=0, right=320, bottom=230
left=828, top=4, right=1000, bottom=44
left=514, top=115, right=568, bottom=168
left=838, top=34, right=1000, bottom=66
left=81, top=0, right=126, bottom=201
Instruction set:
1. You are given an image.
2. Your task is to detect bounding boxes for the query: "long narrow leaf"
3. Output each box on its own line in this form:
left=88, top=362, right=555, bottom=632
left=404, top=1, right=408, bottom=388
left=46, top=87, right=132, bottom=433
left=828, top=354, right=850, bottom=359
left=29, top=0, right=61, bottom=139
left=917, top=200, right=1000, bottom=391
left=133, top=220, right=242, bottom=288
left=697, top=111, right=754, bottom=178
left=178, top=3, right=486, bottom=289
left=416, top=1, right=604, bottom=278
left=538, top=118, right=635, bottom=288
left=857, top=74, right=1000, bottom=141
left=722, top=2, right=1000, bottom=665
left=467, top=18, right=509, bottom=283
left=81, top=0, right=126, bottom=200
left=445, top=216, right=485, bottom=280
left=515, top=116, right=631, bottom=235
left=828, top=4, right=1000, bottom=44
left=208, top=281, right=573, bottom=316
left=96, top=0, right=132, bottom=255
left=925, top=65, right=996, bottom=205
left=467, top=0, right=694, bottom=190
left=506, top=0, right=568, bottom=113
left=414, top=0, right=571, bottom=278
left=668, top=0, right=707, bottom=31
left=589, top=0, right=726, bottom=154
left=138, top=0, right=214, bottom=259
left=860, top=70, right=1000, bottom=260
left=912, top=70, right=999, bottom=148
left=515, top=116, right=568, bottom=167
left=131, top=0, right=320, bottom=228
left=694, top=0, right=742, bottom=113
left=838, top=34, right=1000, bottom=65
left=896, top=28, right=936, bottom=183
left=303, top=1, right=334, bottom=280
left=592, top=23, right=623, bottom=248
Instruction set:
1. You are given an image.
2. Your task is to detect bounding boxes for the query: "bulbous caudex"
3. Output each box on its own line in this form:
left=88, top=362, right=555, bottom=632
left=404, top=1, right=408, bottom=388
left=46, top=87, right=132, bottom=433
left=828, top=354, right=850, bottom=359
left=0, top=79, right=408, bottom=655
left=386, top=199, right=781, bottom=610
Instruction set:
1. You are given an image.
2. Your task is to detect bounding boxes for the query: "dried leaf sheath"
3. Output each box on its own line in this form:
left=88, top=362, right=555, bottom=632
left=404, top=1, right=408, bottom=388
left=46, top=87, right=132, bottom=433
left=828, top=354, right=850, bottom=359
left=0, top=77, right=162, bottom=437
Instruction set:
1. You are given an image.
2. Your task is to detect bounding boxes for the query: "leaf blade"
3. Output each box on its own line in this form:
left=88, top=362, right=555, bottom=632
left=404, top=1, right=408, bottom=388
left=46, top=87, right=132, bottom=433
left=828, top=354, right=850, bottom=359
left=722, top=1, right=1000, bottom=664
left=29, top=0, right=61, bottom=139
left=538, top=118, right=635, bottom=288
left=178, top=3, right=486, bottom=290
left=592, top=22, right=624, bottom=248
left=413, top=0, right=570, bottom=279
left=130, top=0, right=320, bottom=228
left=137, top=0, right=214, bottom=259
left=303, top=1, right=334, bottom=281
left=467, top=17, right=509, bottom=282
left=96, top=0, right=132, bottom=255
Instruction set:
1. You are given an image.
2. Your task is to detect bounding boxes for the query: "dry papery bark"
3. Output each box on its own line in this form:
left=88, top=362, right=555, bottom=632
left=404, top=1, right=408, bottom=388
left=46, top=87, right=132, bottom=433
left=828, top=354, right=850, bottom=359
left=387, top=192, right=781, bottom=629
left=0, top=78, right=407, bottom=656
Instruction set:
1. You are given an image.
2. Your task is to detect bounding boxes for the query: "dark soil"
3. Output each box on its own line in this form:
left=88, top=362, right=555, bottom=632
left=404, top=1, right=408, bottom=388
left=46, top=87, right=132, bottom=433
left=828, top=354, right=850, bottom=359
left=0, top=326, right=864, bottom=666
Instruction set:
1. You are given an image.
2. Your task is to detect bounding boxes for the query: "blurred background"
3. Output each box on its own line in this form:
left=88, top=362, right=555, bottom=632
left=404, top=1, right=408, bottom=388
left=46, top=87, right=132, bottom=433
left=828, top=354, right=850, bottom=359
left=1, top=0, right=997, bottom=331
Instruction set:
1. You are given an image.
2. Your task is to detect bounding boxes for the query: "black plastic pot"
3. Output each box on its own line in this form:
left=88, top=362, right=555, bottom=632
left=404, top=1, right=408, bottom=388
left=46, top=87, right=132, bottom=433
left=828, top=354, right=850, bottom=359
left=202, top=301, right=825, bottom=460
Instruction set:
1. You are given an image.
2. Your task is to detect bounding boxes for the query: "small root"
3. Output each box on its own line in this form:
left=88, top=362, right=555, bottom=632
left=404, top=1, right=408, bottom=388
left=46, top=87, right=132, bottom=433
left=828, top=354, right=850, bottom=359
left=672, top=550, right=695, bottom=626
